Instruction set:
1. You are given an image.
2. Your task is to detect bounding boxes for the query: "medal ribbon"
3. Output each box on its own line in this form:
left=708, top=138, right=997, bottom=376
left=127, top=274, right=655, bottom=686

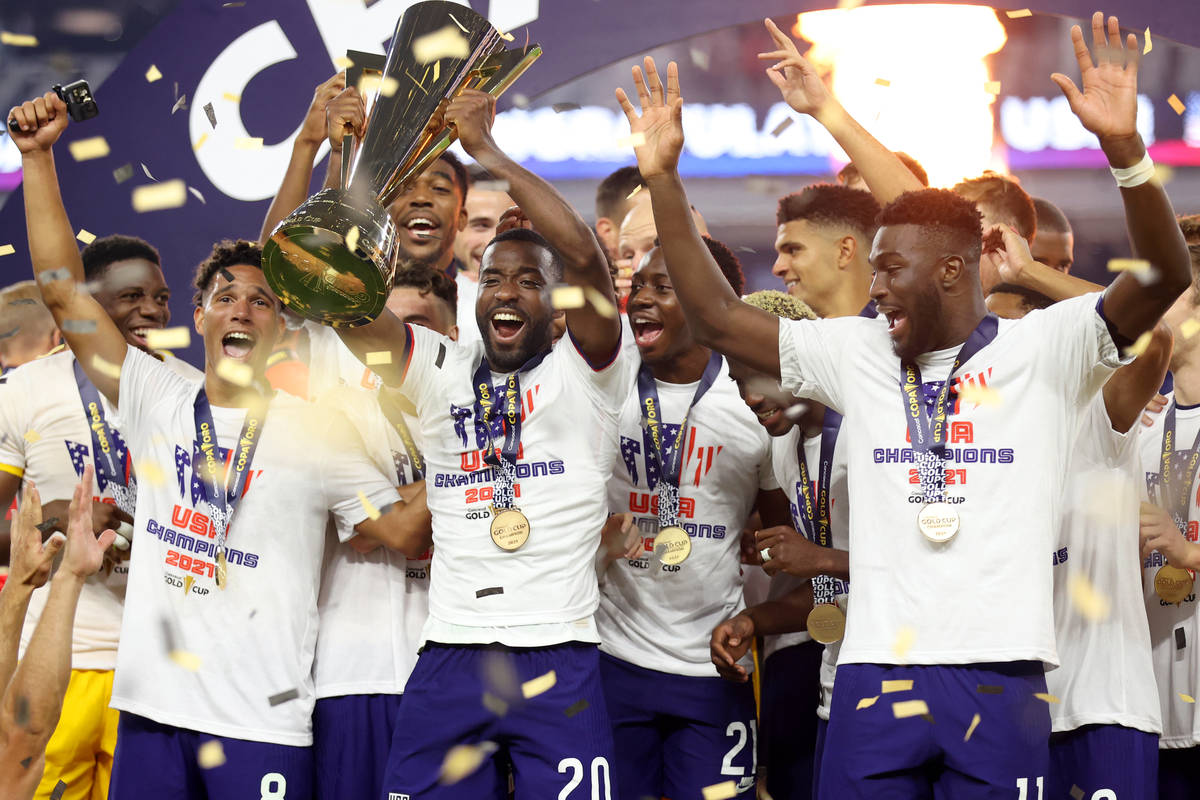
left=636, top=352, right=723, bottom=529
left=72, top=359, right=137, bottom=515
left=192, top=388, right=268, bottom=559
left=471, top=352, right=548, bottom=510
left=378, top=391, right=424, bottom=481
left=1157, top=400, right=1200, bottom=537
left=793, top=409, right=846, bottom=606
left=897, top=315, right=999, bottom=504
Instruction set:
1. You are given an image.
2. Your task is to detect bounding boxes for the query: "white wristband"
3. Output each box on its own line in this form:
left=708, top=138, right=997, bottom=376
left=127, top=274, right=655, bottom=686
left=1110, top=152, right=1155, bottom=188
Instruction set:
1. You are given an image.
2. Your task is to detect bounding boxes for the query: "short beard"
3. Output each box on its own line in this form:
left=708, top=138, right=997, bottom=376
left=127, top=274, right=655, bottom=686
left=396, top=237, right=453, bottom=271
left=480, top=313, right=555, bottom=372
left=891, top=285, right=946, bottom=362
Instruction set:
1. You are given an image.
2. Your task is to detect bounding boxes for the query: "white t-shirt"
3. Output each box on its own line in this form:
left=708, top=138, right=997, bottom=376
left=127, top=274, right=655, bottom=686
left=778, top=293, right=1123, bottom=665
left=110, top=348, right=400, bottom=745
left=0, top=349, right=200, bottom=671
left=398, top=324, right=635, bottom=645
left=597, top=357, right=776, bottom=676
left=455, top=271, right=481, bottom=346
left=1139, top=394, right=1200, bottom=748
left=1049, top=395, right=1160, bottom=734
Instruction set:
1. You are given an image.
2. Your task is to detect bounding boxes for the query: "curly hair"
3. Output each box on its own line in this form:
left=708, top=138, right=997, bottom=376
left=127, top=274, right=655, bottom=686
left=192, top=239, right=265, bottom=306
left=954, top=172, right=1036, bottom=242
left=776, top=184, right=881, bottom=241
left=701, top=236, right=746, bottom=296
left=484, top=228, right=564, bottom=283
left=877, top=189, right=984, bottom=263
left=80, top=234, right=160, bottom=282
left=393, top=264, right=458, bottom=321
left=742, top=289, right=817, bottom=321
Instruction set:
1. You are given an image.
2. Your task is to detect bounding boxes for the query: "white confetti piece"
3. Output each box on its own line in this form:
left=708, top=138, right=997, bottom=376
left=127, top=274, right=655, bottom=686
left=76, top=229, right=96, bottom=245
left=1, top=32, right=38, bottom=47
left=892, top=699, right=930, bottom=718
left=882, top=679, right=913, bottom=693
left=141, top=163, right=156, bottom=181
left=145, top=327, right=191, bottom=350
left=215, top=357, right=253, bottom=387
left=964, top=713, right=981, bottom=741
left=521, top=670, right=557, bottom=699
left=197, top=740, right=226, bottom=768
left=132, top=180, right=187, bottom=212
left=171, top=95, right=187, bottom=115
left=38, top=267, right=73, bottom=285
left=69, top=136, right=110, bottom=162
left=113, top=164, right=134, bottom=183
left=412, top=25, right=470, bottom=64
left=701, top=781, right=738, bottom=800
left=203, top=102, right=216, bottom=129
left=188, top=186, right=206, bottom=204
left=689, top=47, right=711, bottom=71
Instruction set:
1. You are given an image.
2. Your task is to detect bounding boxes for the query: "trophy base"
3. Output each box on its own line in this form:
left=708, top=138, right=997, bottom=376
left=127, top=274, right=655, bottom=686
left=262, top=189, right=397, bottom=327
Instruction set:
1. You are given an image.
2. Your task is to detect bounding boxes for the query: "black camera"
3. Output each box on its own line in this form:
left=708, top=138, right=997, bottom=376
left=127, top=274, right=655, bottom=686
left=7, top=79, right=98, bottom=132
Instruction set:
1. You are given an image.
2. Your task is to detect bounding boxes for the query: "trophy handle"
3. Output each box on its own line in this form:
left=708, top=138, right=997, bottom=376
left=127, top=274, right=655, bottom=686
left=340, top=134, right=354, bottom=192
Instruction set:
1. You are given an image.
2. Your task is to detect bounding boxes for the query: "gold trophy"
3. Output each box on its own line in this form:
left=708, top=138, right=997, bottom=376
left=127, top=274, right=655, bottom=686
left=262, top=1, right=541, bottom=326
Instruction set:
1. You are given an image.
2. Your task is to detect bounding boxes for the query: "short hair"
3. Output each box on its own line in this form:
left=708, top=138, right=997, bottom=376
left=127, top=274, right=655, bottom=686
left=436, top=151, right=468, bottom=202
left=0, top=280, right=56, bottom=337
left=776, top=184, right=881, bottom=241
left=483, top=227, right=563, bottom=282
left=80, top=234, right=160, bottom=282
left=595, top=165, right=645, bottom=222
left=702, top=236, right=745, bottom=296
left=877, top=189, right=984, bottom=262
left=990, top=283, right=1055, bottom=312
left=393, top=264, right=458, bottom=321
left=1179, top=213, right=1200, bottom=244
left=743, top=289, right=817, bottom=321
left=838, top=152, right=929, bottom=189
left=192, top=239, right=265, bottom=306
left=954, top=172, right=1036, bottom=242
left=1032, top=198, right=1072, bottom=235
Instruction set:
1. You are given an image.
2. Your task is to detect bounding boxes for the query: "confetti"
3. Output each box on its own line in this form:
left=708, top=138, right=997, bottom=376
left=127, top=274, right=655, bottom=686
left=1154, top=164, right=1175, bottom=186
left=482, top=692, right=508, bottom=716
left=892, top=699, right=930, bottom=718
left=62, top=319, right=97, bottom=334
left=1168, top=95, right=1186, bottom=116
left=1067, top=572, right=1110, bottom=621
left=412, top=25, right=470, bottom=64
left=49, top=780, right=67, bottom=800
left=357, top=491, right=381, bottom=520
left=1181, top=319, right=1200, bottom=340
left=770, top=117, right=794, bottom=137
left=957, top=382, right=1002, bottom=406
left=145, top=64, right=163, bottom=82
left=145, top=327, right=191, bottom=350
left=984, top=81, right=1002, bottom=95
left=363, top=350, right=393, bottom=367
left=964, top=713, right=981, bottom=741
left=0, top=244, right=13, bottom=256
left=564, top=699, right=589, bottom=717
left=0, top=327, right=17, bottom=339
left=976, top=684, right=1004, bottom=694
left=68, top=136, right=110, bottom=161
left=141, top=163, right=156, bottom=181
left=626, top=184, right=643, bottom=201
left=219, top=268, right=235, bottom=283
left=446, top=12, right=469, bottom=33
left=169, top=649, right=202, bottom=670
left=92, top=355, right=122, bottom=380
left=552, top=102, right=581, bottom=113
left=1069, top=786, right=1085, bottom=800
left=1181, top=693, right=1196, bottom=703
left=836, top=0, right=864, bottom=7
left=440, top=742, right=496, bottom=784
left=617, top=132, right=645, bottom=148
left=856, top=695, right=879, bottom=710
left=188, top=186, right=206, bottom=204
left=215, top=357, right=253, bottom=387
left=1124, top=331, right=1153, bottom=358
left=1144, top=28, right=1152, bottom=55
left=874, top=78, right=891, bottom=88
left=892, top=626, right=916, bottom=661
left=1108, top=258, right=1152, bottom=273
left=14, top=695, right=29, bottom=727
left=34, top=518, right=57, bottom=533
left=333, top=56, right=353, bottom=70
left=1033, top=692, right=1060, bottom=704
left=521, top=670, right=557, bottom=699
left=690, top=47, right=711, bottom=71
left=203, top=102, right=216, bottom=129
left=234, top=137, right=263, bottom=150
left=701, top=781, right=738, bottom=800
left=38, top=267, right=73, bottom=285
left=113, top=164, right=134, bottom=183
left=1, top=32, right=38, bottom=47
left=132, top=179, right=187, bottom=212
left=135, top=459, right=165, bottom=485
left=345, top=225, right=360, bottom=253
left=197, top=740, right=226, bottom=768
left=268, top=688, right=300, bottom=706
left=223, top=1, right=246, bottom=6
left=882, top=679, right=913, bottom=693
left=551, top=286, right=586, bottom=310
left=20, top=757, right=31, bottom=769
left=76, top=229, right=96, bottom=245
left=511, top=94, right=530, bottom=109
left=1005, top=8, right=1033, bottom=18
left=222, top=92, right=241, bottom=103
left=171, top=95, right=188, bottom=115
left=584, top=287, right=617, bottom=319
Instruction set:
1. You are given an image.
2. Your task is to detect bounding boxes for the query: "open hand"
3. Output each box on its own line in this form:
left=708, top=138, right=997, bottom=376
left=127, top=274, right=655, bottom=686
left=7, top=91, right=69, bottom=155
left=615, top=57, right=684, bottom=180
left=759, top=18, right=834, bottom=120
left=9, top=482, right=63, bottom=588
left=63, top=466, right=117, bottom=579
left=1050, top=12, right=1140, bottom=142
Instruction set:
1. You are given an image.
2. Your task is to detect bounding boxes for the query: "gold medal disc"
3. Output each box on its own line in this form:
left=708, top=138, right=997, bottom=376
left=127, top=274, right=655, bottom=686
left=216, top=550, right=228, bottom=590
left=653, top=526, right=692, bottom=565
left=1155, top=564, right=1194, bottom=604
left=918, top=502, right=960, bottom=544
left=806, top=603, right=846, bottom=644
left=490, top=508, right=531, bottom=551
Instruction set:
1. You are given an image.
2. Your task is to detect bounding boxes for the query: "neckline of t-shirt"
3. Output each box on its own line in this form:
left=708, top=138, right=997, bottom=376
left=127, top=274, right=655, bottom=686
left=1175, top=399, right=1200, bottom=412
left=654, top=376, right=703, bottom=392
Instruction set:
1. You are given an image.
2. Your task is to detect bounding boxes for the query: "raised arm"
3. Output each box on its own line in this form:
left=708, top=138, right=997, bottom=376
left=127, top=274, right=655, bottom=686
left=8, top=93, right=127, bottom=404
left=982, top=224, right=1105, bottom=302
left=759, top=18, right=923, bottom=205
left=445, top=90, right=620, bottom=362
left=617, top=58, right=782, bottom=377
left=1053, top=14, right=1190, bottom=338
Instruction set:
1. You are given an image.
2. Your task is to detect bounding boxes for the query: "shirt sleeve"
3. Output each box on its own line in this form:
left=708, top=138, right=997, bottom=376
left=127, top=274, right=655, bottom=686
left=399, top=323, right=459, bottom=413
left=556, top=327, right=640, bottom=415
left=756, top=440, right=779, bottom=492
left=0, top=372, right=28, bottom=476
left=1028, top=292, right=1130, bottom=409
left=777, top=317, right=860, bottom=413
left=319, top=408, right=402, bottom=540
left=116, top=347, right=193, bottom=448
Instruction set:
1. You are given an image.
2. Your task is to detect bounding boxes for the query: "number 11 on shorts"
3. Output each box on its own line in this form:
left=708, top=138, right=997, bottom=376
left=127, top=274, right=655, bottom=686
left=1016, top=776, right=1043, bottom=800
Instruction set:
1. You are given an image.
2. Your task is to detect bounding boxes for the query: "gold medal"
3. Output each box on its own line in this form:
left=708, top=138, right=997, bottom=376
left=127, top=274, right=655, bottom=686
left=1155, top=564, right=1194, bottom=604
left=653, top=526, right=691, bottom=565
left=490, top=507, right=530, bottom=551
left=216, top=550, right=228, bottom=590
left=806, top=603, right=846, bottom=644
left=918, top=502, right=960, bottom=544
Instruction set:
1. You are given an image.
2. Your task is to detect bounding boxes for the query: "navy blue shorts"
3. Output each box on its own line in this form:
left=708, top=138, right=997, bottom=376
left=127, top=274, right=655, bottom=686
left=313, top=693, right=402, bottom=800
left=381, top=642, right=614, bottom=800
left=761, top=641, right=823, bottom=800
left=599, top=651, right=758, bottom=799
left=818, top=662, right=1050, bottom=800
left=108, top=712, right=313, bottom=800
left=1049, top=724, right=1157, bottom=800
left=1159, top=745, right=1200, bottom=800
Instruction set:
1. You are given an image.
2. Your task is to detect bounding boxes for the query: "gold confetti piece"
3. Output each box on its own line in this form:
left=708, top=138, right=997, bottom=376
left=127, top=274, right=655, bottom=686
left=23, top=430, right=40, bottom=444
left=521, top=670, right=557, bottom=699
left=221, top=92, right=241, bottom=103
left=197, top=740, right=226, bottom=769
left=358, top=74, right=401, bottom=98
left=135, top=459, right=165, bottom=486
left=0, top=245, right=14, bottom=256
left=874, top=78, right=891, bottom=87
left=957, top=382, right=1002, bottom=407
left=145, top=327, right=191, bottom=350
left=215, top=357, right=253, bottom=387
left=1144, top=28, right=1152, bottom=55
left=770, top=117, right=794, bottom=137
left=892, top=699, right=930, bottom=718
left=1124, top=331, right=1153, bottom=358
left=690, top=48, right=711, bottom=71
left=193, top=133, right=209, bottom=152
left=1180, top=693, right=1196, bottom=703
left=446, top=12, right=468, bottom=33
left=433, top=60, right=440, bottom=82
left=626, top=184, right=643, bottom=200
left=76, top=229, right=96, bottom=245
left=481, top=692, right=508, bottom=716
left=365, top=350, right=392, bottom=366
left=892, top=626, right=916, bottom=661
left=617, top=132, right=646, bottom=148
left=234, top=137, right=263, bottom=150
left=551, top=286, right=586, bottom=310
left=1067, top=572, right=1110, bottom=621
left=412, top=25, right=470, bottom=64
left=964, top=713, right=981, bottom=741
left=1181, top=319, right=1200, bottom=340
left=1168, top=95, right=1186, bottom=116
left=145, top=64, right=163, bottom=82
left=440, top=742, right=496, bottom=784
left=984, top=81, right=1002, bottom=95
left=358, top=491, right=381, bottom=520
left=1, top=32, right=38, bottom=47
left=345, top=226, right=359, bottom=253
left=333, top=56, right=353, bottom=70
left=499, top=31, right=515, bottom=42
left=701, top=781, right=738, bottom=800
left=1108, top=258, right=1151, bottom=272
left=1034, top=692, right=1060, bottom=704
left=92, top=355, right=122, bottom=380
left=1153, top=164, right=1175, bottom=186
left=169, top=649, right=201, bottom=670
left=68, top=136, right=110, bottom=161
left=856, top=695, right=879, bottom=710
left=584, top=287, right=617, bottom=319
left=132, top=179, right=187, bottom=212
left=882, top=679, right=913, bottom=693
left=1006, top=8, right=1033, bottom=18
left=1069, top=786, right=1085, bottom=800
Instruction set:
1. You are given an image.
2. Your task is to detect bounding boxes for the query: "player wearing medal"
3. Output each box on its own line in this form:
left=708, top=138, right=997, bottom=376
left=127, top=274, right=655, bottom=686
left=1138, top=213, right=1200, bottom=800
left=330, top=88, right=629, bottom=799
left=0, top=230, right=201, bottom=800
left=595, top=239, right=790, bottom=798
left=11, top=91, right=432, bottom=800
left=615, top=11, right=1190, bottom=797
